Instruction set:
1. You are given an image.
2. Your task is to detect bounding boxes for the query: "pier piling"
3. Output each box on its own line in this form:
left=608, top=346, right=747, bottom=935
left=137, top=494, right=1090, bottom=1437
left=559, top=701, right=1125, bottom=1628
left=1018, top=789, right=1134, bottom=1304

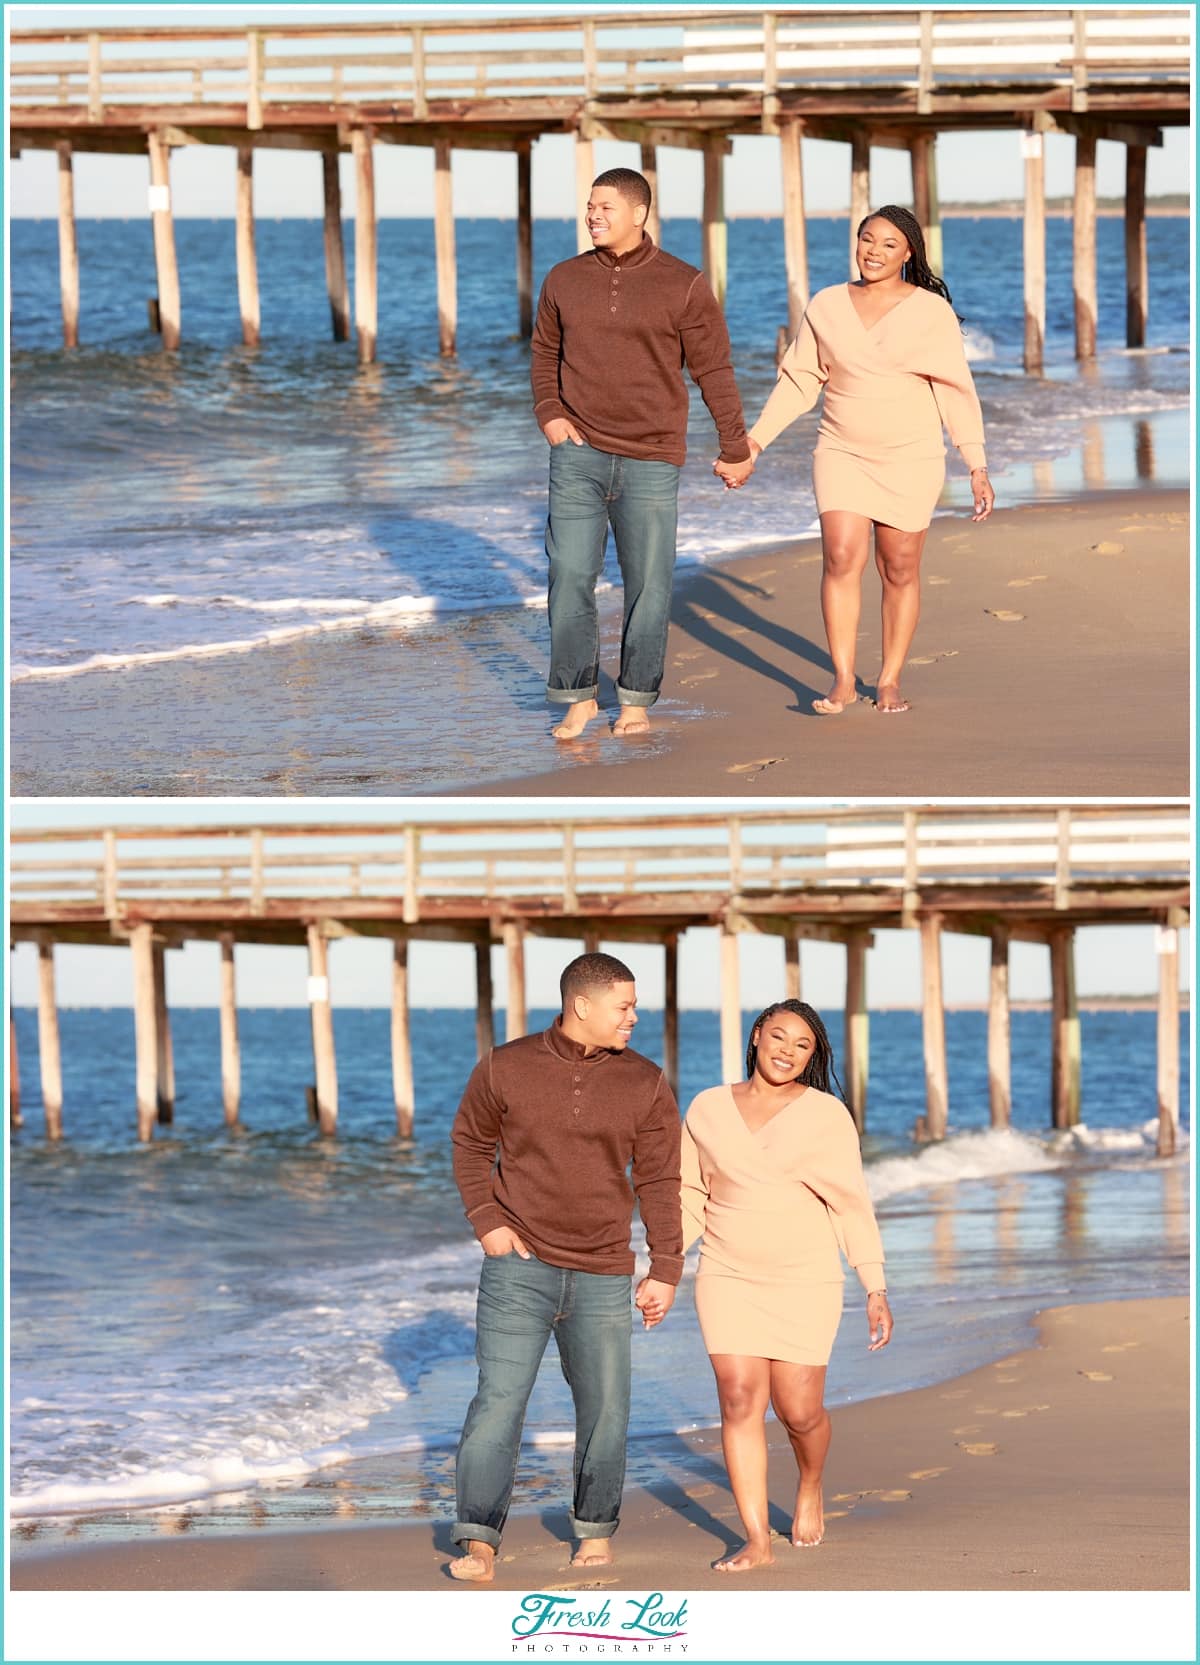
left=235, top=144, right=260, bottom=348
left=516, top=143, right=533, bottom=338
left=988, top=925, right=1012, bottom=1129
left=844, top=929, right=870, bottom=1132
left=574, top=132, right=594, bottom=254
left=433, top=138, right=457, bottom=356
left=910, top=133, right=942, bottom=275
left=36, top=937, right=64, bottom=1141
left=719, top=922, right=742, bottom=1085
left=779, top=120, right=808, bottom=334
left=1073, top=131, right=1098, bottom=360
left=352, top=128, right=378, bottom=364
left=147, top=129, right=181, bottom=351
left=784, top=929, right=801, bottom=1002
left=55, top=139, right=79, bottom=348
left=9, top=1012, right=22, bottom=1131
left=218, top=933, right=241, bottom=1127
left=1156, top=914, right=1181, bottom=1157
left=391, top=937, right=415, bottom=1137
left=663, top=933, right=679, bottom=1099
left=849, top=132, right=870, bottom=277
left=1022, top=128, right=1046, bottom=372
left=1049, top=927, right=1081, bottom=1129
left=152, top=943, right=175, bottom=1125
left=640, top=143, right=661, bottom=247
left=702, top=139, right=727, bottom=307
left=321, top=150, right=349, bottom=342
left=131, top=922, right=159, bottom=1142
left=1125, top=143, right=1149, bottom=347
left=306, top=923, right=338, bottom=1135
left=475, top=940, right=495, bottom=1060
left=503, top=921, right=527, bottom=1041
left=920, top=913, right=948, bottom=1140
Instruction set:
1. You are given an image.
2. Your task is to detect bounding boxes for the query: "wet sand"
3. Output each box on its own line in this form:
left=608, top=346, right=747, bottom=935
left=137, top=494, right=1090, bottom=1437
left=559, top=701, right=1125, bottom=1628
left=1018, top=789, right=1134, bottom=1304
left=9, top=486, right=1188, bottom=798
left=11, top=1297, right=1189, bottom=1592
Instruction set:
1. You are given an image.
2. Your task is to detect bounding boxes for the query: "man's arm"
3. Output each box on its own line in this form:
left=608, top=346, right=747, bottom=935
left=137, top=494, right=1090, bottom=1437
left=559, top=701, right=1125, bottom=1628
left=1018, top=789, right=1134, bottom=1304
left=630, top=1072, right=685, bottom=1289
left=530, top=276, right=569, bottom=431
left=679, top=274, right=750, bottom=464
left=450, top=1054, right=509, bottom=1241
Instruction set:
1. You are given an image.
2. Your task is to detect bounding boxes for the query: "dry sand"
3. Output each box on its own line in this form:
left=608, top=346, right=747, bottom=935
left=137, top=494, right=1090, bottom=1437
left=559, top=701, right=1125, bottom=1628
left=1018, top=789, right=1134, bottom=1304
left=11, top=1296, right=1189, bottom=1593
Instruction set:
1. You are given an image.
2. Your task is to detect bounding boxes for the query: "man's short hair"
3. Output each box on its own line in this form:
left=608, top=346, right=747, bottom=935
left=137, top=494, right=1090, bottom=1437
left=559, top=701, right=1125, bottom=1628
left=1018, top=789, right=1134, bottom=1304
left=560, top=952, right=636, bottom=1009
left=591, top=168, right=652, bottom=215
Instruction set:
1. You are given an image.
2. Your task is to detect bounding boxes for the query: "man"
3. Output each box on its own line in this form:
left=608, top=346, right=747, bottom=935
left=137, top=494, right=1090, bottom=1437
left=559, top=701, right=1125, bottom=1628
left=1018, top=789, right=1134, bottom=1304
left=531, top=167, right=751, bottom=740
left=448, top=952, right=683, bottom=1582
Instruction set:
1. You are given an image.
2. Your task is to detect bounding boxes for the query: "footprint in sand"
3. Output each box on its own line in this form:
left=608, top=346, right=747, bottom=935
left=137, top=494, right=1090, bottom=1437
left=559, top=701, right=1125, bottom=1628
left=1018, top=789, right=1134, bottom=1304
left=908, top=1468, right=948, bottom=1481
left=940, top=1389, right=968, bottom=1400
left=674, top=650, right=704, bottom=663
left=1077, top=1370, right=1113, bottom=1382
left=957, top=1442, right=1000, bottom=1456
left=1101, top=1342, right=1140, bottom=1353
left=927, top=575, right=951, bottom=586
left=909, top=649, right=959, bottom=665
left=994, top=1375, right=1020, bottom=1384
left=823, top=1509, right=851, bottom=1521
left=1000, top=1410, right=1028, bottom=1419
left=984, top=609, right=1025, bottom=623
left=727, top=757, right=784, bottom=778
left=877, top=1491, right=912, bottom=1503
left=1089, top=541, right=1125, bottom=555
left=687, top=1484, right=718, bottom=1499
left=1007, top=576, right=1048, bottom=588
left=680, top=671, right=719, bottom=685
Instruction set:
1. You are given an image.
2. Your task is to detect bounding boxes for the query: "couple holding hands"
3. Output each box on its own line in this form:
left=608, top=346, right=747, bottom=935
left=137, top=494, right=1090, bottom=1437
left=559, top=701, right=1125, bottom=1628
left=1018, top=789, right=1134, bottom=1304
left=532, top=168, right=993, bottom=726
left=449, top=952, right=893, bottom=1581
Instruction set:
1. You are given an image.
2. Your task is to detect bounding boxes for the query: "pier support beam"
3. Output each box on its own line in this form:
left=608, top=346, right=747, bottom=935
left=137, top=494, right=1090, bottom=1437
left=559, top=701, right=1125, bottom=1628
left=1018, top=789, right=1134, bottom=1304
left=1022, top=128, right=1046, bottom=372
left=574, top=132, right=595, bottom=254
left=322, top=150, right=349, bottom=342
left=988, top=925, right=1012, bottom=1129
left=131, top=923, right=159, bottom=1143
left=663, top=933, right=679, bottom=1099
left=218, top=933, right=240, bottom=1127
left=475, top=941, right=495, bottom=1060
left=1124, top=144, right=1148, bottom=348
left=306, top=924, right=338, bottom=1135
left=504, top=921, right=527, bottom=1041
left=719, top=922, right=742, bottom=1086
left=702, top=139, right=727, bottom=307
left=1155, top=917, right=1181, bottom=1157
left=516, top=142, right=533, bottom=338
left=36, top=939, right=64, bottom=1141
left=849, top=132, right=870, bottom=278
left=784, top=930, right=802, bottom=1003
left=844, top=929, right=869, bottom=1133
left=392, top=937, right=414, bottom=1137
left=433, top=138, right=457, bottom=357
left=910, top=133, right=942, bottom=275
left=152, top=944, right=175, bottom=1125
left=9, top=1011, right=21, bottom=1131
left=1073, top=131, right=1098, bottom=360
left=235, top=144, right=260, bottom=348
left=640, top=144, right=661, bottom=247
left=56, top=140, right=80, bottom=349
left=147, top=129, right=181, bottom=351
left=352, top=127, right=378, bottom=365
left=779, top=121, right=809, bottom=335
left=919, top=913, right=948, bottom=1141
left=1049, top=927, right=1081, bottom=1129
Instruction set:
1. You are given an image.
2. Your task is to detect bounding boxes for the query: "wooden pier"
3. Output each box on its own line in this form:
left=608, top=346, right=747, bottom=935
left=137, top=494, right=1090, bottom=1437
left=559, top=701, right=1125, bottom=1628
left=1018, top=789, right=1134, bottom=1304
left=10, top=8, right=1189, bottom=369
left=7, top=806, right=1190, bottom=1154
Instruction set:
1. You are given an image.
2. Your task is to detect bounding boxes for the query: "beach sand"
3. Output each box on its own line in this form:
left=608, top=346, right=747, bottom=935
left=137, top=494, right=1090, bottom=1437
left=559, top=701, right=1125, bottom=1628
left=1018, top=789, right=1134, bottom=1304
left=9, top=486, right=1188, bottom=799
left=11, top=1296, right=1189, bottom=1592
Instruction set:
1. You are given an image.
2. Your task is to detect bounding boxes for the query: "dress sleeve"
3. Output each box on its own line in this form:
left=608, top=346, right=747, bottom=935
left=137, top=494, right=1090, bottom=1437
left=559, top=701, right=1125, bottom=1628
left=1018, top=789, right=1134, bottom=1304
left=925, top=300, right=987, bottom=472
left=748, top=309, right=827, bottom=451
left=803, top=1101, right=886, bottom=1295
left=680, top=1117, right=709, bottom=1253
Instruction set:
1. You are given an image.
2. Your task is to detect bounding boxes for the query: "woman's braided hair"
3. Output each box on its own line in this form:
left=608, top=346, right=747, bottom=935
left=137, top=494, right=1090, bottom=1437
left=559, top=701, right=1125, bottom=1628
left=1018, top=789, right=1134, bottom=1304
left=744, top=999, right=851, bottom=1113
left=857, top=204, right=955, bottom=311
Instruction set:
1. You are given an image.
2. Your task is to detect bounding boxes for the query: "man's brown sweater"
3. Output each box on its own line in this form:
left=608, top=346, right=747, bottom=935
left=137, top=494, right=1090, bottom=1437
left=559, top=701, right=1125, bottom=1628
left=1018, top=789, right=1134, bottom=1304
left=450, top=1020, right=685, bottom=1286
left=530, top=235, right=750, bottom=468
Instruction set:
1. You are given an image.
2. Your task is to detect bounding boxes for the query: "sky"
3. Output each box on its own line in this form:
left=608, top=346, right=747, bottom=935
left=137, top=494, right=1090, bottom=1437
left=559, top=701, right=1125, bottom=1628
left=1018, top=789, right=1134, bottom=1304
left=8, top=802, right=1191, bottom=1009
left=7, top=3, right=1192, bottom=218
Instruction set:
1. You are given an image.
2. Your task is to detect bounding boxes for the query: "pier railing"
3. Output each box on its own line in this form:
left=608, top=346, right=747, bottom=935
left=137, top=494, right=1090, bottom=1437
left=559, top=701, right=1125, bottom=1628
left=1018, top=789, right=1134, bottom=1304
left=8, top=807, right=1192, bottom=923
left=9, top=9, right=1191, bottom=122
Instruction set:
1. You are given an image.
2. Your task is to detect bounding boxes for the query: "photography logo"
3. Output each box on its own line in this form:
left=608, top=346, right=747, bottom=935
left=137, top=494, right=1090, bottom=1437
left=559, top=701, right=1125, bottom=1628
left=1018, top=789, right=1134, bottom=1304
left=510, top=1591, right=689, bottom=1653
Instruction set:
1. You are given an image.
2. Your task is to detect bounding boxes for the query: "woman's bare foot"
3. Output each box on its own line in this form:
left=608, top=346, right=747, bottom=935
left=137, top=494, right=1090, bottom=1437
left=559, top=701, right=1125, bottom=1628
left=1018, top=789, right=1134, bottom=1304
left=570, top=1539, right=614, bottom=1568
left=791, top=1483, right=825, bottom=1548
left=812, top=680, right=858, bottom=716
left=613, top=707, right=650, bottom=736
left=872, top=681, right=910, bottom=714
left=449, top=1541, right=497, bottom=1581
left=552, top=699, right=600, bottom=740
left=713, top=1537, right=775, bottom=1572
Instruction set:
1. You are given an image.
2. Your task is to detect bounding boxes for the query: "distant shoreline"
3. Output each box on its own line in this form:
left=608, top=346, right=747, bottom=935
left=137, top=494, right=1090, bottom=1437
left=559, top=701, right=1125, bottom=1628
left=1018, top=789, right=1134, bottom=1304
left=11, top=205, right=1189, bottom=223
left=15, top=998, right=1188, bottom=1015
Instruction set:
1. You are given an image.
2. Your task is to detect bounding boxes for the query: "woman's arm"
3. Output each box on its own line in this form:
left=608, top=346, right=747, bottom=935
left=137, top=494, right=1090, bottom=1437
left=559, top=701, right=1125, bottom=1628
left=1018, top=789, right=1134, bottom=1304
left=680, top=1118, right=710, bottom=1254
left=925, top=301, right=987, bottom=474
left=748, top=311, right=828, bottom=453
left=803, top=1104, right=886, bottom=1295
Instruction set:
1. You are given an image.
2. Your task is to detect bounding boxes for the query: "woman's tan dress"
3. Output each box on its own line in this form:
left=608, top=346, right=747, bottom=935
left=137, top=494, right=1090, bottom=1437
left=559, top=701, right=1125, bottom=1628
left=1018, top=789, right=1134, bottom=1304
left=749, top=283, right=987, bottom=533
left=681, top=1085, right=885, bottom=1366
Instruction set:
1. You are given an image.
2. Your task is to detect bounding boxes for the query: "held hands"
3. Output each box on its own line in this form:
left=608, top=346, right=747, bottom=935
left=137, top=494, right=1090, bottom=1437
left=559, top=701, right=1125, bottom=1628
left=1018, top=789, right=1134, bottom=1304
left=866, top=1291, right=894, bottom=1352
left=713, top=437, right=761, bottom=491
left=634, top=1276, right=677, bottom=1330
left=970, top=467, right=995, bottom=523
left=481, top=1226, right=531, bottom=1258
left=544, top=417, right=585, bottom=447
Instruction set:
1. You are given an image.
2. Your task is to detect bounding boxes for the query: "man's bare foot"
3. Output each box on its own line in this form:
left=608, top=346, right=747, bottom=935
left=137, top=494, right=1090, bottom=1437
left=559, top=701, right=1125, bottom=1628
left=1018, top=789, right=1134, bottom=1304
left=792, top=1483, right=824, bottom=1548
left=552, top=699, right=600, bottom=740
left=613, top=707, right=650, bottom=736
left=571, top=1540, right=614, bottom=1567
left=812, top=680, right=858, bottom=716
left=872, top=681, right=910, bottom=714
left=449, top=1540, right=497, bottom=1581
left=713, top=1538, right=775, bottom=1572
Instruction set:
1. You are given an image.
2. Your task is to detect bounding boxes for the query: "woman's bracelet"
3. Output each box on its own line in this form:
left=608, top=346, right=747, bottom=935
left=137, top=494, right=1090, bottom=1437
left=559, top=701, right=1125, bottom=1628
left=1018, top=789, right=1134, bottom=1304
left=970, top=466, right=989, bottom=476
left=867, top=1288, right=888, bottom=1298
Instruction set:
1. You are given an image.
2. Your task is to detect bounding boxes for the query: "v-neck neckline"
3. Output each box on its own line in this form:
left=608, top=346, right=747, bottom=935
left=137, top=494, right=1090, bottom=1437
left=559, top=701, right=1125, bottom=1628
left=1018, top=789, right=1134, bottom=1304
left=844, top=281, right=919, bottom=333
left=726, top=1082, right=810, bottom=1140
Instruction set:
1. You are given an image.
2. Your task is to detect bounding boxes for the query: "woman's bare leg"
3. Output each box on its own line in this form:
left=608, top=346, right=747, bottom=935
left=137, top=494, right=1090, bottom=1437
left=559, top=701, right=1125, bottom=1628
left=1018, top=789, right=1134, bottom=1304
left=770, top=1362, right=830, bottom=1547
left=815, top=511, right=873, bottom=712
left=709, top=1354, right=775, bottom=1571
left=872, top=523, right=928, bottom=712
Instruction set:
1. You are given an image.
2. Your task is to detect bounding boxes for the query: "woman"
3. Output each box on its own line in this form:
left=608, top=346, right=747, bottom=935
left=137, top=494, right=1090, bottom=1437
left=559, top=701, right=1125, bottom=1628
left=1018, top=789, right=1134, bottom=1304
left=681, top=1000, right=892, bottom=1572
left=720, top=205, right=994, bottom=715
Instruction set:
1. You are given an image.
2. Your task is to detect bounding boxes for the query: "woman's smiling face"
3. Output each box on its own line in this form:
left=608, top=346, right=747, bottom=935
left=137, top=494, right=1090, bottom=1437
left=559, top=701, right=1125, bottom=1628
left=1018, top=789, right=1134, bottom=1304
left=752, top=1010, right=817, bottom=1085
left=856, top=217, right=911, bottom=284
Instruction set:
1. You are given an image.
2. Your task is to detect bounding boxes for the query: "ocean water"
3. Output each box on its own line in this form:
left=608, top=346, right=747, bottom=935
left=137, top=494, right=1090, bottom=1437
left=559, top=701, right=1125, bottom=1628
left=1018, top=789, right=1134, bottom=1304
left=9, top=214, right=1190, bottom=685
left=8, top=1004, right=1189, bottom=1529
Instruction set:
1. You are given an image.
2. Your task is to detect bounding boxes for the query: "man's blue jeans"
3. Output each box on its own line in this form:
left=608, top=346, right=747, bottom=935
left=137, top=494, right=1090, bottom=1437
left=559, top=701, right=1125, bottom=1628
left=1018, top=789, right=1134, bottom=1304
left=452, top=1251, right=633, bottom=1549
left=545, top=439, right=681, bottom=708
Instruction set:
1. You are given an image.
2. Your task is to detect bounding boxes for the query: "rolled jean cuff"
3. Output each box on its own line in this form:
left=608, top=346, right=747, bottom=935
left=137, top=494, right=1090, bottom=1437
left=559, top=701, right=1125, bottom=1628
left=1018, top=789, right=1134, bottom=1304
left=451, top=1520, right=502, bottom=1551
left=570, top=1516, right=620, bottom=1540
left=546, top=685, right=598, bottom=705
left=615, top=686, right=658, bottom=708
